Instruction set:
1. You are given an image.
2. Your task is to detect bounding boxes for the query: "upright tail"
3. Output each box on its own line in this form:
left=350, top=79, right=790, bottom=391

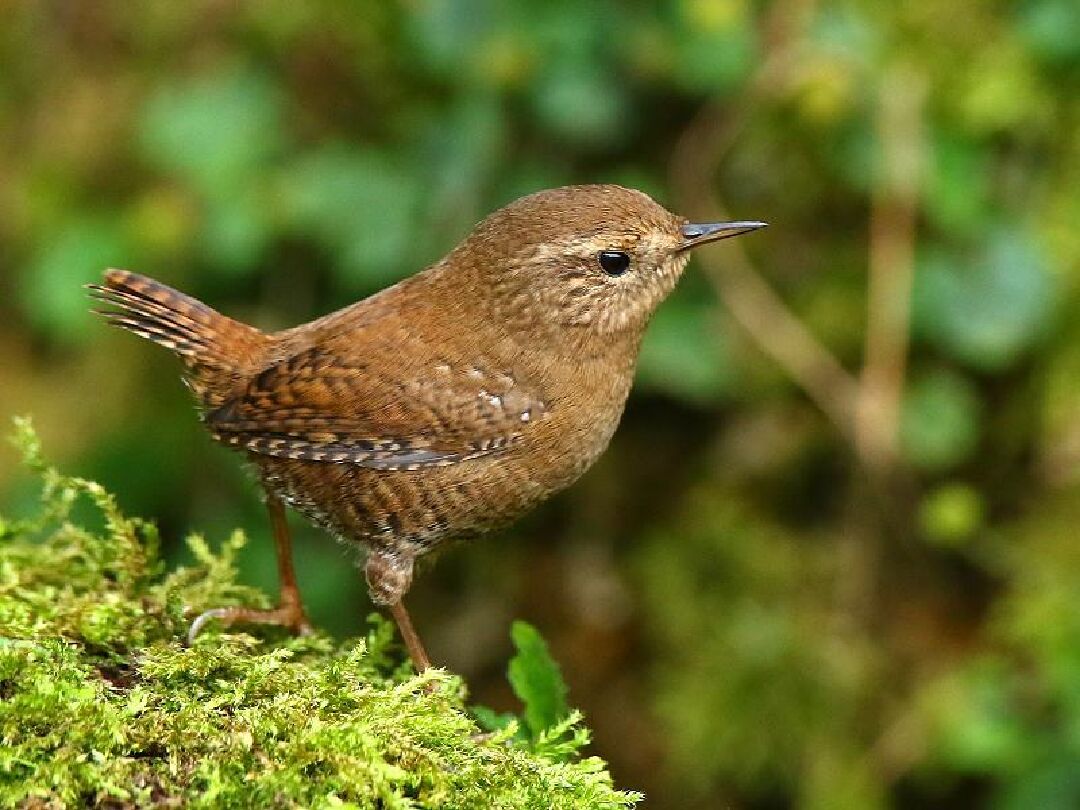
left=88, top=269, right=269, bottom=406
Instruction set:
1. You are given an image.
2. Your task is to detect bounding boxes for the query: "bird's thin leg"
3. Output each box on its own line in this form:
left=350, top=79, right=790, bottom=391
left=364, top=550, right=431, bottom=671
left=266, top=493, right=310, bottom=626
left=389, top=598, right=432, bottom=672
left=188, top=492, right=313, bottom=643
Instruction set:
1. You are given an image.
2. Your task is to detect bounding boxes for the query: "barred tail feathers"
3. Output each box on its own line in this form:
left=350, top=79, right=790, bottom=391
left=88, top=269, right=268, bottom=404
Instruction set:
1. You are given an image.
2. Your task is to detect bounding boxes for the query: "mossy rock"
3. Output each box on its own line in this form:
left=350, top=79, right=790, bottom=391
left=0, top=418, right=641, bottom=809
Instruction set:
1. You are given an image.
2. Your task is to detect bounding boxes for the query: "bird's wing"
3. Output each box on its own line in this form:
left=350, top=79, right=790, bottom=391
left=206, top=345, right=547, bottom=469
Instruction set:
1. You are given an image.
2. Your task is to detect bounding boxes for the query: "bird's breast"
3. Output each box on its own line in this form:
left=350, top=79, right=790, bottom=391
left=515, top=349, right=638, bottom=489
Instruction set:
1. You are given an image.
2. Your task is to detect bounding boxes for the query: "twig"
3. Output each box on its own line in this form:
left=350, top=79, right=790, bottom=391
left=855, top=65, right=926, bottom=470
left=669, top=0, right=860, bottom=439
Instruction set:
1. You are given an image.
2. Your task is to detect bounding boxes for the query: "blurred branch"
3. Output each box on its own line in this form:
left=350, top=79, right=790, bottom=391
left=670, top=14, right=927, bottom=480
left=870, top=702, right=929, bottom=787
left=671, top=34, right=930, bottom=775
left=669, top=0, right=859, bottom=440
left=855, top=65, right=927, bottom=471
left=1038, top=426, right=1080, bottom=487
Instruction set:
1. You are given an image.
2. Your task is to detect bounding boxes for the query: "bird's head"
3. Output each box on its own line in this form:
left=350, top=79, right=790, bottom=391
left=448, top=184, right=765, bottom=340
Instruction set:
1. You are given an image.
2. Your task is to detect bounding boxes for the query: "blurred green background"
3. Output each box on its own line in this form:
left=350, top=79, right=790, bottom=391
left=1, top=1, right=1078, bottom=807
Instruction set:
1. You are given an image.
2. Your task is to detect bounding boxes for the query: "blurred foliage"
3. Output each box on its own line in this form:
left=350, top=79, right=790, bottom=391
left=0, top=1, right=1078, bottom=808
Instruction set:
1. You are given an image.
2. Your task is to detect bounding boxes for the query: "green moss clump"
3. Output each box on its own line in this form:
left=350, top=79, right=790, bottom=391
left=0, top=418, right=641, bottom=809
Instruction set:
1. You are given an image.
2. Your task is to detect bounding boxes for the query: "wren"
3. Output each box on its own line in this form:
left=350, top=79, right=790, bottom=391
left=88, top=184, right=764, bottom=669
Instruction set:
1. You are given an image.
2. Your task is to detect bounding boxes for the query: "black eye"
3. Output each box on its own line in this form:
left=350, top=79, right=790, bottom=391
left=598, top=250, right=630, bottom=276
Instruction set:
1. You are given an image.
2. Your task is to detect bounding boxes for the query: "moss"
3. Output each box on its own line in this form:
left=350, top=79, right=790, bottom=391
left=0, top=418, right=641, bottom=809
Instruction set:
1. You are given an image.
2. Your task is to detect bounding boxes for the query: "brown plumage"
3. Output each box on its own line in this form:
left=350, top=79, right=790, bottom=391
left=88, top=184, right=764, bottom=669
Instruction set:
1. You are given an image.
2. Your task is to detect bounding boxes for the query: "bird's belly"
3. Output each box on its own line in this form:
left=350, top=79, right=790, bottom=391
left=255, top=452, right=562, bottom=558
left=253, top=410, right=619, bottom=559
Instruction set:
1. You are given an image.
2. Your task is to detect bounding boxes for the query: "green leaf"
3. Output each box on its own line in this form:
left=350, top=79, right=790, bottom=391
left=811, top=5, right=881, bottom=64
left=671, top=1, right=756, bottom=93
left=139, top=67, right=284, bottom=197
left=406, top=0, right=496, bottom=77
left=414, top=93, right=506, bottom=262
left=508, top=620, right=569, bottom=739
left=531, top=60, right=631, bottom=147
left=281, top=145, right=421, bottom=290
left=927, top=660, right=1029, bottom=772
left=472, top=705, right=517, bottom=734
left=918, top=482, right=985, bottom=546
left=912, top=230, right=1056, bottom=371
left=23, top=217, right=132, bottom=341
left=925, top=134, right=991, bottom=235
left=200, top=192, right=273, bottom=276
left=1019, top=0, right=1080, bottom=64
left=637, top=293, right=733, bottom=405
left=999, top=755, right=1080, bottom=810
left=900, top=369, right=982, bottom=472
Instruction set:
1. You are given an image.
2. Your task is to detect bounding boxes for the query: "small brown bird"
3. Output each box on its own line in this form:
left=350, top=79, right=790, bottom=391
left=88, top=184, right=764, bottom=669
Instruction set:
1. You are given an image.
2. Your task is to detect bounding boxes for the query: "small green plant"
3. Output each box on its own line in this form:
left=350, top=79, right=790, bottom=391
left=473, top=621, right=582, bottom=762
left=0, top=418, right=641, bottom=809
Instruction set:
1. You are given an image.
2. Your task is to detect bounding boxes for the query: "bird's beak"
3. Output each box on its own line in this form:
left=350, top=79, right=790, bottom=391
left=678, top=220, right=767, bottom=251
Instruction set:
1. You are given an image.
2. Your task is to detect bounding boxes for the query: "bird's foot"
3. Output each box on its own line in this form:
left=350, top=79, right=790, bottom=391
left=187, top=602, right=313, bottom=645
